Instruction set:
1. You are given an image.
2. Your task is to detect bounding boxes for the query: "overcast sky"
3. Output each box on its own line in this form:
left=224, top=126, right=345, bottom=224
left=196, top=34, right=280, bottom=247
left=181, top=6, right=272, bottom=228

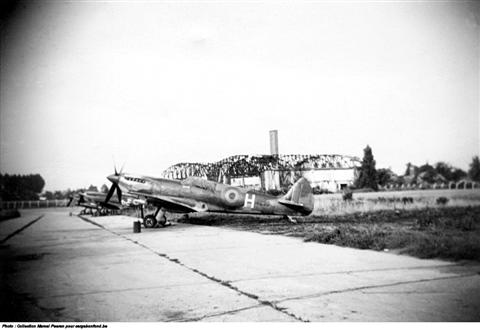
left=1, top=0, right=479, bottom=191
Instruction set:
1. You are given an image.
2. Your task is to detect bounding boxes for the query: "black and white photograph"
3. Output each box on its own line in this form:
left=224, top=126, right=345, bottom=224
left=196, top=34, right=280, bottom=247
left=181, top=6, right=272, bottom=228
left=1, top=0, right=479, bottom=324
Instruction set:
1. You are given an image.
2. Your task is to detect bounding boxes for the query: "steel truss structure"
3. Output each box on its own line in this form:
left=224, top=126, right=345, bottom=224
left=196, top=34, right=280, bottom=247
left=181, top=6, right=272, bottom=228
left=162, top=154, right=361, bottom=182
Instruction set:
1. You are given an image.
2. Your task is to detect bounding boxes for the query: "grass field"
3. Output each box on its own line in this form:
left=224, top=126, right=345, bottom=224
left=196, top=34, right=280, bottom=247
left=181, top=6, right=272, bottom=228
left=313, top=188, right=480, bottom=215
left=181, top=189, right=480, bottom=262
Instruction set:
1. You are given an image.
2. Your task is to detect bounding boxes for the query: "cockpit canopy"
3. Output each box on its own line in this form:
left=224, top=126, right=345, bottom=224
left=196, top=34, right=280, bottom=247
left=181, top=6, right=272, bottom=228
left=181, top=177, right=217, bottom=192
left=124, top=176, right=146, bottom=184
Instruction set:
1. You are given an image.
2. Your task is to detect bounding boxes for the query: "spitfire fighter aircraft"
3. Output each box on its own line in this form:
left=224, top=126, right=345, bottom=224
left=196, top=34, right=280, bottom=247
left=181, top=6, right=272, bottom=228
left=68, top=190, right=145, bottom=216
left=105, top=171, right=314, bottom=228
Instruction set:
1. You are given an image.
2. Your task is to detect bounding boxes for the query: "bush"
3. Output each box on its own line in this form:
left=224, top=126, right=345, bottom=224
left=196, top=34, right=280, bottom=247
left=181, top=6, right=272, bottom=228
left=312, top=187, right=333, bottom=195
left=402, top=197, right=414, bottom=204
left=0, top=209, right=21, bottom=221
left=342, top=190, right=353, bottom=202
left=436, top=197, right=449, bottom=205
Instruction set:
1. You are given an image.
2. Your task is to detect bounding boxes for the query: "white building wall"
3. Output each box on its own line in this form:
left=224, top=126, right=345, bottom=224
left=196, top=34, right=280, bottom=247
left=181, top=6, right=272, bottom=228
left=230, top=169, right=356, bottom=192
left=263, top=171, right=281, bottom=190
left=302, top=169, right=355, bottom=192
left=231, top=176, right=262, bottom=188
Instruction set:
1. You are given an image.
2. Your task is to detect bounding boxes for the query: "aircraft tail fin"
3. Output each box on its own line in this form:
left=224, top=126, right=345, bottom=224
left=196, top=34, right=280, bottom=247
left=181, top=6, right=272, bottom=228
left=278, top=177, right=314, bottom=215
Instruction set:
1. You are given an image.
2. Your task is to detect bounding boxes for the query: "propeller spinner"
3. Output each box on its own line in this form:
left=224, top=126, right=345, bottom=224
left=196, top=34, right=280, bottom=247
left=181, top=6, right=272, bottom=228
left=105, top=165, right=123, bottom=203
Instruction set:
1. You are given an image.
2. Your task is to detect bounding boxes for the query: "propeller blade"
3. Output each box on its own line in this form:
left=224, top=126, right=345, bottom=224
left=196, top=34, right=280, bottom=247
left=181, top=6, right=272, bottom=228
left=105, top=184, right=116, bottom=203
left=116, top=184, right=122, bottom=203
left=67, top=197, right=73, bottom=207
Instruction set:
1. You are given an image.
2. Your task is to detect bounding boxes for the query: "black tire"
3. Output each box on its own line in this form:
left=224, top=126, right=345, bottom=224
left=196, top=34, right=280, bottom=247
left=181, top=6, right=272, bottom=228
left=144, top=215, right=157, bottom=228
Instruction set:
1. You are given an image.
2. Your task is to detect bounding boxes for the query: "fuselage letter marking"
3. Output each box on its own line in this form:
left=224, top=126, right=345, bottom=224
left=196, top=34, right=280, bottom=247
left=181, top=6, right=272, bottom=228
left=244, top=193, right=256, bottom=208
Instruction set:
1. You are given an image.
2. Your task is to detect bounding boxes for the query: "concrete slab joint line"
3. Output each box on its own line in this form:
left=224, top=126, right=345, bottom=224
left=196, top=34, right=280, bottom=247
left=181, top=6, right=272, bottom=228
left=1, top=215, right=44, bottom=244
left=275, top=273, right=480, bottom=304
left=168, top=305, right=264, bottom=322
left=77, top=215, right=308, bottom=322
left=230, top=263, right=473, bottom=283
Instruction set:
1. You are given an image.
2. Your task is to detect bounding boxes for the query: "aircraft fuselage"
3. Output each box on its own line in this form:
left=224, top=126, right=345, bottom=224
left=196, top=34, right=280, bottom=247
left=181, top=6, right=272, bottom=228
left=114, top=174, right=313, bottom=216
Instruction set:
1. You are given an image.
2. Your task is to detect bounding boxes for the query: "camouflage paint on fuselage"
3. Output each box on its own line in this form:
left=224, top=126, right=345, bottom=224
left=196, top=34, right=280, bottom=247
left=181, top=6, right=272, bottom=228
left=114, top=173, right=313, bottom=216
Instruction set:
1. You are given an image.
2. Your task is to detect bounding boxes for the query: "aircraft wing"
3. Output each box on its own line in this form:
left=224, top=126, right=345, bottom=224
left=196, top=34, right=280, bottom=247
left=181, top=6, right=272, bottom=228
left=98, top=201, right=122, bottom=210
left=128, top=191, right=206, bottom=213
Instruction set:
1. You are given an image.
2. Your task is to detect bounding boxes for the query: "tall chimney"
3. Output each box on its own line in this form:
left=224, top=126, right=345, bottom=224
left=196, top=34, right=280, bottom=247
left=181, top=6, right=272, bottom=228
left=269, top=130, right=279, bottom=155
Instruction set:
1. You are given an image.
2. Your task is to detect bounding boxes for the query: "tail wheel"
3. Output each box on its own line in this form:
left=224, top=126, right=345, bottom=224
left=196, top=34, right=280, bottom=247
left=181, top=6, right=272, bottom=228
left=144, top=215, right=157, bottom=228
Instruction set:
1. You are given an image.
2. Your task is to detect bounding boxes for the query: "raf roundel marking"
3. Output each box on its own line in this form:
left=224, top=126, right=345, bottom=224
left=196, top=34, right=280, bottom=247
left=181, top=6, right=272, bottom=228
left=224, top=188, right=240, bottom=204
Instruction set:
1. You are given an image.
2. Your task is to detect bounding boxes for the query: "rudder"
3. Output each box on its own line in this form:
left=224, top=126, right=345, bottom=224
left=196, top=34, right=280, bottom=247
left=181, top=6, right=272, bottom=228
left=279, top=177, right=314, bottom=215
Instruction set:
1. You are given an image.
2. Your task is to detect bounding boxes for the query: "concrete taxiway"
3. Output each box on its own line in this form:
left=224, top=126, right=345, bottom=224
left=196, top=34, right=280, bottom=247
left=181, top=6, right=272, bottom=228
left=1, top=208, right=479, bottom=321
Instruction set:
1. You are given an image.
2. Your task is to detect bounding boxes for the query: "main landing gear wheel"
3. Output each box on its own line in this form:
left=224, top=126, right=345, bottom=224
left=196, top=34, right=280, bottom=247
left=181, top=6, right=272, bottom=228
left=143, top=215, right=157, bottom=228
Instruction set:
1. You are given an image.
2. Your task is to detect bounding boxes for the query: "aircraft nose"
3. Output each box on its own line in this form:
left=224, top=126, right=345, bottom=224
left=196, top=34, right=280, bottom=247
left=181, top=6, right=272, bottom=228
left=107, top=174, right=119, bottom=183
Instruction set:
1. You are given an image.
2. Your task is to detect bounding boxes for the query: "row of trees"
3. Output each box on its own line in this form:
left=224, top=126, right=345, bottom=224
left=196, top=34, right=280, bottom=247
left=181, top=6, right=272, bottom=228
left=355, top=145, right=480, bottom=191
left=0, top=173, right=110, bottom=201
left=0, top=174, right=45, bottom=201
